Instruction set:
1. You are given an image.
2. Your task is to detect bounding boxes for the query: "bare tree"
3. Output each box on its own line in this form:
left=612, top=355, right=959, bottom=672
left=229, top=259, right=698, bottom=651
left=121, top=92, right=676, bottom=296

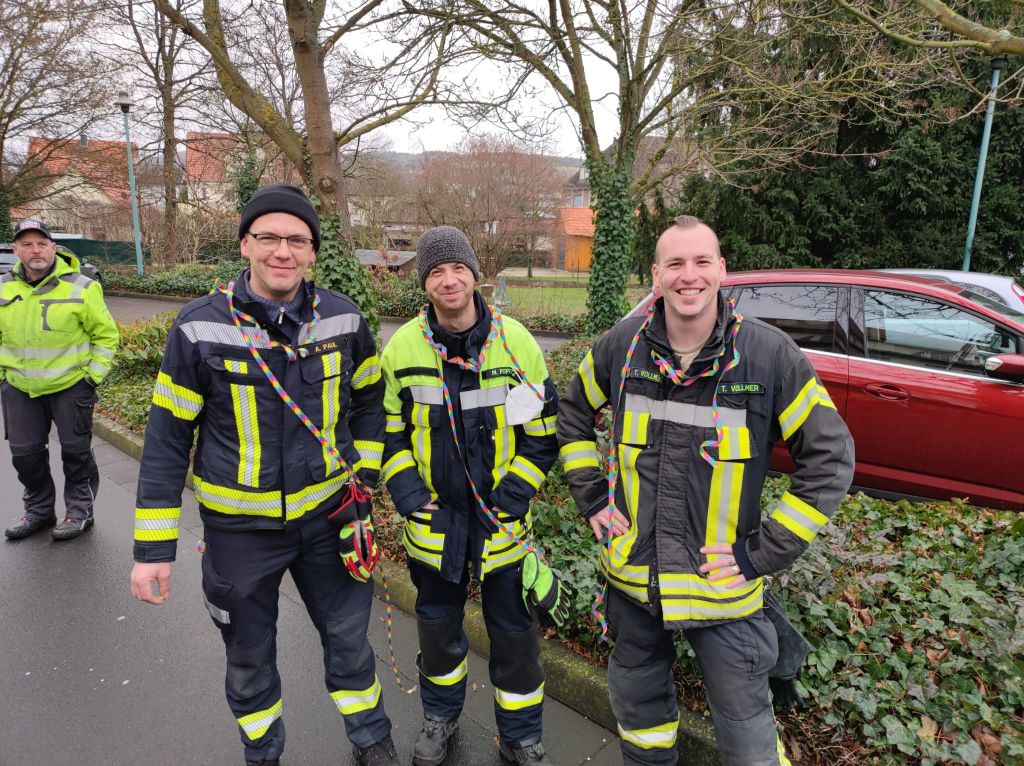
left=416, top=136, right=562, bottom=280
left=0, top=0, right=112, bottom=212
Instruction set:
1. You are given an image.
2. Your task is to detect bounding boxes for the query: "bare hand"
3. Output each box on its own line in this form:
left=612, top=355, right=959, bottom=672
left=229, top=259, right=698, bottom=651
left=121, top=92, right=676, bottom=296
left=699, top=544, right=747, bottom=590
left=131, top=562, right=172, bottom=605
left=588, top=507, right=631, bottom=541
left=422, top=502, right=440, bottom=511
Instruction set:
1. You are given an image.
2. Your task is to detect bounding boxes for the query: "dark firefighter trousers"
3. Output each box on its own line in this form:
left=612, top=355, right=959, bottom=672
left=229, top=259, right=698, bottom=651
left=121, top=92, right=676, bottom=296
left=409, top=559, right=545, bottom=747
left=0, top=379, right=99, bottom=521
left=607, top=588, right=791, bottom=766
left=201, top=513, right=391, bottom=762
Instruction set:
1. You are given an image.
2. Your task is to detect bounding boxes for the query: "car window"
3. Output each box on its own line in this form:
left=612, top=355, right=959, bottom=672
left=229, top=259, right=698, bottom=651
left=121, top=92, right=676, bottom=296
left=732, top=284, right=840, bottom=352
left=863, top=290, right=1018, bottom=375
left=958, top=287, right=1024, bottom=321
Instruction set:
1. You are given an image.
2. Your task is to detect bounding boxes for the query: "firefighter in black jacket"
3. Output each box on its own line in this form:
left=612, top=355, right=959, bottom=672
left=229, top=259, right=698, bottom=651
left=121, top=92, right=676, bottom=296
left=129, top=185, right=397, bottom=766
left=380, top=227, right=562, bottom=766
left=557, top=216, right=854, bottom=766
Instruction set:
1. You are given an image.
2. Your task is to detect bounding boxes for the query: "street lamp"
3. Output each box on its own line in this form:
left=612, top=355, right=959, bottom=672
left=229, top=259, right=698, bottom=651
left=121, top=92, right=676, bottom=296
left=962, top=55, right=1007, bottom=272
left=114, top=90, right=145, bottom=276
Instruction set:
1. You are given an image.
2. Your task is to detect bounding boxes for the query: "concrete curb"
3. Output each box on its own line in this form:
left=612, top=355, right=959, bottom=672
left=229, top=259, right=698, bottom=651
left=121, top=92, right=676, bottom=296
left=94, top=414, right=721, bottom=763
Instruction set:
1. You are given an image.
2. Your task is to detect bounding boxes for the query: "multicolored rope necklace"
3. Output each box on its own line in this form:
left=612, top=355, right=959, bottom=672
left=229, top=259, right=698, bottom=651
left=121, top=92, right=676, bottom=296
left=417, top=303, right=546, bottom=555
left=217, top=280, right=414, bottom=694
left=591, top=299, right=743, bottom=640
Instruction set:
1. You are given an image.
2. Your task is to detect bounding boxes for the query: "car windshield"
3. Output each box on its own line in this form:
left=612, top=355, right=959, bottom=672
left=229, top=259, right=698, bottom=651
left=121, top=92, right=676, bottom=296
left=960, top=287, right=1024, bottom=321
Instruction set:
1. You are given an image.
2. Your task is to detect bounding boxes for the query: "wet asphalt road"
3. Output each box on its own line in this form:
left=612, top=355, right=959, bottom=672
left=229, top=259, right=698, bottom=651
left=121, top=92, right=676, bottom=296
left=103, top=295, right=571, bottom=353
left=0, top=434, right=619, bottom=766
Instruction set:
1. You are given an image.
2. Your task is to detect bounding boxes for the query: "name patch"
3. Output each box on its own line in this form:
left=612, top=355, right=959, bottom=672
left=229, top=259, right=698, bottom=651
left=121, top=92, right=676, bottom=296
left=628, top=369, right=663, bottom=383
left=719, top=382, right=765, bottom=395
left=483, top=367, right=521, bottom=381
left=312, top=341, right=339, bottom=354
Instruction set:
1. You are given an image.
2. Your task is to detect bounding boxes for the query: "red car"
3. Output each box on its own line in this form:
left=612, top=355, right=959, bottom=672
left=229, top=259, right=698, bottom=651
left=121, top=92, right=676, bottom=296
left=629, top=270, right=1024, bottom=511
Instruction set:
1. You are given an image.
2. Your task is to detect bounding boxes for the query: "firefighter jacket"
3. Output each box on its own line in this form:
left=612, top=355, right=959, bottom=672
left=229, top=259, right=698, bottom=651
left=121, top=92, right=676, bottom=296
left=133, top=273, right=384, bottom=563
left=0, top=250, right=119, bottom=396
left=557, top=297, right=854, bottom=630
left=380, top=293, right=559, bottom=583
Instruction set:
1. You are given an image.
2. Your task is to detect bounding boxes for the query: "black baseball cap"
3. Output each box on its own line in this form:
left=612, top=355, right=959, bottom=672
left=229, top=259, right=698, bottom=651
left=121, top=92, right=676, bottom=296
left=13, top=219, right=53, bottom=241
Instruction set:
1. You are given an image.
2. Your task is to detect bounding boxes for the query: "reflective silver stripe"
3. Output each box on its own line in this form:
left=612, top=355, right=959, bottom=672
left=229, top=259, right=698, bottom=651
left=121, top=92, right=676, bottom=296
left=409, top=385, right=443, bottom=405
left=180, top=320, right=272, bottom=348
left=623, top=393, right=746, bottom=428
left=59, top=273, right=91, bottom=289
left=421, top=655, right=468, bottom=686
left=300, top=313, right=360, bottom=344
left=0, top=342, right=89, bottom=358
left=91, top=345, right=116, bottom=360
left=19, top=362, right=82, bottom=379
left=460, top=386, right=507, bottom=410
left=203, top=595, right=230, bottom=624
left=238, top=699, right=282, bottom=739
left=135, top=517, right=178, bottom=532
left=352, top=361, right=380, bottom=388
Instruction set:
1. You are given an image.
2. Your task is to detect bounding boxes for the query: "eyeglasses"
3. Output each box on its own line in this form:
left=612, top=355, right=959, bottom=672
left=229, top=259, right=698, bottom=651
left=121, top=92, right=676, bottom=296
left=248, top=232, right=314, bottom=253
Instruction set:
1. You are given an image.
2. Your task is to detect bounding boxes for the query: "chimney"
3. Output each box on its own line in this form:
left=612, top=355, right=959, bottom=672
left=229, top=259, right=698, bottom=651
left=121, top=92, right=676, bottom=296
left=79, top=133, right=88, bottom=148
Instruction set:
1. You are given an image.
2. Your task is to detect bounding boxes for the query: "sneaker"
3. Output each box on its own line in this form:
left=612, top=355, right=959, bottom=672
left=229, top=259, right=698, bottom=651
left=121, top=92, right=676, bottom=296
left=51, top=515, right=94, bottom=541
left=5, top=515, right=57, bottom=540
left=413, top=715, right=459, bottom=766
left=354, top=734, right=399, bottom=766
left=499, top=737, right=553, bottom=766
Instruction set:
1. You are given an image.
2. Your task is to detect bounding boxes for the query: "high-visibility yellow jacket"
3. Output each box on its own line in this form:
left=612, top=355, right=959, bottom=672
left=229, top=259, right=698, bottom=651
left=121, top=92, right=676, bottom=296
left=133, top=275, right=384, bottom=563
left=380, top=296, right=559, bottom=582
left=0, top=250, right=119, bottom=396
left=557, top=297, right=855, bottom=630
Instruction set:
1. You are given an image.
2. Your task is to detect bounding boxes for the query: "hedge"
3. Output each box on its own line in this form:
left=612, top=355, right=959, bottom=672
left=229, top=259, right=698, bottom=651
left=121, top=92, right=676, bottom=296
left=98, top=316, right=1023, bottom=766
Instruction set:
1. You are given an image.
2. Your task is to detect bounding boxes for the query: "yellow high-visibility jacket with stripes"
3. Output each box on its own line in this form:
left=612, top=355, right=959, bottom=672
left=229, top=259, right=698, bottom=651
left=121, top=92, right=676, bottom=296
left=0, top=251, right=119, bottom=396
left=133, top=276, right=384, bottom=563
left=557, top=297, right=854, bottom=630
left=380, top=301, right=559, bottom=583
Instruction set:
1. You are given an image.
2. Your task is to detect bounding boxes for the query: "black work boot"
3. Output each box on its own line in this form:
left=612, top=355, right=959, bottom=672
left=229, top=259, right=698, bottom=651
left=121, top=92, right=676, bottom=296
left=354, top=733, right=399, bottom=766
left=51, top=515, right=94, bottom=541
left=5, top=515, right=57, bottom=540
left=499, top=737, right=554, bottom=766
left=413, top=715, right=459, bottom=766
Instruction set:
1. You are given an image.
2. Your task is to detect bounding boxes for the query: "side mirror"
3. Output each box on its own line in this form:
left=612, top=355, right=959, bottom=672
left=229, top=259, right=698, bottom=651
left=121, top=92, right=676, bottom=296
left=985, top=353, right=1024, bottom=383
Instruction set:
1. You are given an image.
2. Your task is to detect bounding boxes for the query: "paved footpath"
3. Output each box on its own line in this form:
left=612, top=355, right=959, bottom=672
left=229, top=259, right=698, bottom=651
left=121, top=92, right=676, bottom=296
left=0, top=432, right=620, bottom=766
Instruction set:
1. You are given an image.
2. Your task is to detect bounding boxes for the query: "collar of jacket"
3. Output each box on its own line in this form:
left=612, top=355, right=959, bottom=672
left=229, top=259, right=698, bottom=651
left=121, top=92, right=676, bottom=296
left=232, top=268, right=315, bottom=327
left=641, top=293, right=733, bottom=364
left=427, top=291, right=492, bottom=359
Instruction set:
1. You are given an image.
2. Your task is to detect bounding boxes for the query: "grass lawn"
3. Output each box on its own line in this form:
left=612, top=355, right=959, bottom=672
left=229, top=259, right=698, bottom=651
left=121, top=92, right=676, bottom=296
left=504, top=284, right=648, bottom=317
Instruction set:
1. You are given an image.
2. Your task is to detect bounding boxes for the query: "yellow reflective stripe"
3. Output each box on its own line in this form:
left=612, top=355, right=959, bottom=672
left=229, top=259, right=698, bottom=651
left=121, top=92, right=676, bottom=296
left=522, top=414, right=557, bottom=437
left=705, top=459, right=743, bottom=554
left=354, top=439, right=383, bottom=472
left=778, top=736, right=793, bottom=766
left=285, top=474, right=348, bottom=520
left=223, top=359, right=248, bottom=374
left=717, top=426, right=751, bottom=460
left=382, top=450, right=416, bottom=482
left=321, top=355, right=342, bottom=475
left=152, top=371, right=203, bottom=420
left=508, top=455, right=544, bottom=490
left=331, top=677, right=382, bottom=715
left=621, top=408, right=650, bottom=445
left=579, top=350, right=607, bottom=409
left=490, top=403, right=512, bottom=488
left=598, top=444, right=643, bottom=597
left=617, top=717, right=679, bottom=749
left=410, top=403, right=436, bottom=495
left=230, top=383, right=260, bottom=487
left=237, top=698, right=282, bottom=740
left=771, top=491, right=828, bottom=543
left=494, top=682, right=544, bottom=711
left=133, top=507, right=181, bottom=542
left=660, top=580, right=764, bottom=621
left=480, top=515, right=531, bottom=577
left=658, top=572, right=761, bottom=599
left=559, top=440, right=601, bottom=472
left=352, top=356, right=381, bottom=389
left=192, top=474, right=347, bottom=520
left=421, top=655, right=468, bottom=686
left=385, top=415, right=405, bottom=433
left=779, top=378, right=836, bottom=440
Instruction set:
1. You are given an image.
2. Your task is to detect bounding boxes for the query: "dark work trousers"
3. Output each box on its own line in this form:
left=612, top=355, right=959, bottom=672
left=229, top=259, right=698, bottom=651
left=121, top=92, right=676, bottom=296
left=607, top=588, right=790, bottom=766
left=409, top=559, right=545, bottom=747
left=201, top=513, right=391, bottom=762
left=0, top=378, right=99, bottom=521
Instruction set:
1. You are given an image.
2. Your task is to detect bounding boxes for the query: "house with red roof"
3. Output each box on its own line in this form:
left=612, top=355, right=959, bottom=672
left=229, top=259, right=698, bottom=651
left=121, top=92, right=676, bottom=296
left=183, top=131, right=302, bottom=211
left=552, top=207, right=596, bottom=271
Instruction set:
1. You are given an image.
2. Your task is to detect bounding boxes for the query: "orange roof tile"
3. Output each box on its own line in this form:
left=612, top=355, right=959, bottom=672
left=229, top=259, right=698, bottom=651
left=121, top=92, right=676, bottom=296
left=185, top=131, right=243, bottom=183
left=27, top=136, right=134, bottom=204
left=559, top=207, right=595, bottom=237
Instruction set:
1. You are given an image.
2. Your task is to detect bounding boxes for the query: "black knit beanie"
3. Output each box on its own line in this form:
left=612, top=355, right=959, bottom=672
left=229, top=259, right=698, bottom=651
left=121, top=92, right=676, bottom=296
left=238, top=184, right=321, bottom=252
left=416, top=226, right=481, bottom=288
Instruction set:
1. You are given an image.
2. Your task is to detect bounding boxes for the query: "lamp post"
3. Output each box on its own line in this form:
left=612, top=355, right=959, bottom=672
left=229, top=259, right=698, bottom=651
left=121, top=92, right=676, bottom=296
left=962, top=55, right=1007, bottom=272
left=114, top=90, right=145, bottom=276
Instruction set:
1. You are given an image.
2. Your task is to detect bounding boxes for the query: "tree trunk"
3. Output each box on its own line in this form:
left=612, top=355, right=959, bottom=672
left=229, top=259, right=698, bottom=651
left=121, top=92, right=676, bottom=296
left=585, top=156, right=635, bottom=333
left=160, top=86, right=178, bottom=266
left=283, top=0, right=352, bottom=241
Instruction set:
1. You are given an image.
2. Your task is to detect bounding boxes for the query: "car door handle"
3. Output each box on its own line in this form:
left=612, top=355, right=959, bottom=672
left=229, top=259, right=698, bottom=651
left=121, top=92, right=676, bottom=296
left=864, top=383, right=910, bottom=401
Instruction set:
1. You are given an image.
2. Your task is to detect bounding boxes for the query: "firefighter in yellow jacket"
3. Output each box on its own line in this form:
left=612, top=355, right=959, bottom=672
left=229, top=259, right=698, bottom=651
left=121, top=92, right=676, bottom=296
left=380, top=227, right=562, bottom=766
left=557, top=216, right=854, bottom=766
left=2, top=219, right=119, bottom=541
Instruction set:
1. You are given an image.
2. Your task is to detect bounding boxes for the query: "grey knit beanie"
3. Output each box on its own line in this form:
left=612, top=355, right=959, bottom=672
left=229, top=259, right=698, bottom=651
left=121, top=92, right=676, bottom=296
left=239, top=184, right=321, bottom=252
left=416, top=226, right=481, bottom=288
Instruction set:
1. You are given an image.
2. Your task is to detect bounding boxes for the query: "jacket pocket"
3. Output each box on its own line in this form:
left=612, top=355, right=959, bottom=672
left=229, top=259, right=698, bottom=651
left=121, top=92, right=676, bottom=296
left=72, top=394, right=96, bottom=435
